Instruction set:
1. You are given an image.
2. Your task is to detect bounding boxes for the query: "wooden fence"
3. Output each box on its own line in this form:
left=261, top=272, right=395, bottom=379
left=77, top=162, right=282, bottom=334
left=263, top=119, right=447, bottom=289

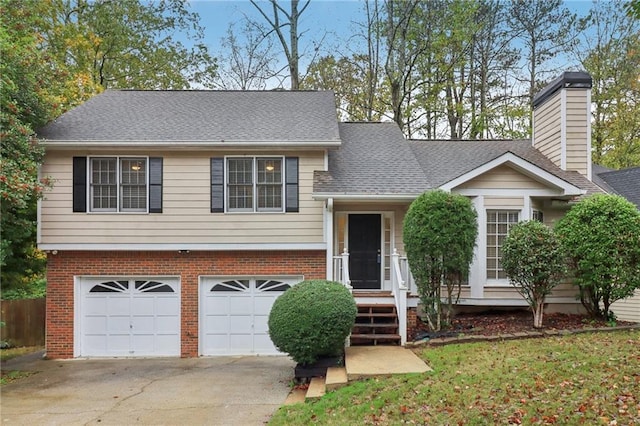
left=1, top=298, right=46, bottom=347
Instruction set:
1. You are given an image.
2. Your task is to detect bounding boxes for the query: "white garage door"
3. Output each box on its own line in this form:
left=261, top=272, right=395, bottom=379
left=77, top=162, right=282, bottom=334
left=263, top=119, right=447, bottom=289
left=79, top=278, right=180, bottom=357
left=200, top=277, right=300, bottom=355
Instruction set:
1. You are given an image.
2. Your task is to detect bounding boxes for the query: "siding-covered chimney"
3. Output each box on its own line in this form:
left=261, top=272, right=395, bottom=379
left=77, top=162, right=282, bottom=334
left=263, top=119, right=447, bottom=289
left=532, top=71, right=592, bottom=179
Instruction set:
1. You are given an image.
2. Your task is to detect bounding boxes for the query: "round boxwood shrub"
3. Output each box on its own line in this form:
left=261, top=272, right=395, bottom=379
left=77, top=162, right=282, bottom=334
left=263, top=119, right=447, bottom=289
left=268, top=279, right=357, bottom=365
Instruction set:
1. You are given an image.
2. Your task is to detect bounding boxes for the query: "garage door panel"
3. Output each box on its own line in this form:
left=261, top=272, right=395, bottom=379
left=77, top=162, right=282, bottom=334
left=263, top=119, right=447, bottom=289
left=107, top=297, right=131, bottom=316
left=154, top=335, right=180, bottom=355
left=228, top=297, right=251, bottom=313
left=131, top=297, right=155, bottom=315
left=83, top=297, right=108, bottom=315
left=200, top=277, right=300, bottom=356
left=108, top=316, right=132, bottom=333
left=231, top=316, right=253, bottom=333
left=254, top=334, right=277, bottom=352
left=205, top=297, right=229, bottom=314
left=254, top=296, right=277, bottom=315
left=84, top=316, right=107, bottom=334
left=229, top=335, right=253, bottom=353
left=131, top=316, right=155, bottom=333
left=156, top=316, right=180, bottom=333
left=205, top=315, right=229, bottom=333
left=156, top=296, right=179, bottom=311
left=80, top=278, right=180, bottom=357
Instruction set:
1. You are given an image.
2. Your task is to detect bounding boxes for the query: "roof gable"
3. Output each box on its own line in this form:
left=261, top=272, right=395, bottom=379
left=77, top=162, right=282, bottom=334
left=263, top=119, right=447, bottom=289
left=38, top=90, right=341, bottom=146
left=441, top=152, right=585, bottom=196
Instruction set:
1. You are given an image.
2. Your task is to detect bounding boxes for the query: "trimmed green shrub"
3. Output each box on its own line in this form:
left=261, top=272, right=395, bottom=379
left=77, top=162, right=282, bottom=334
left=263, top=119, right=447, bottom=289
left=268, top=280, right=357, bottom=365
left=502, top=220, right=566, bottom=328
left=403, top=190, right=478, bottom=331
left=555, top=194, right=640, bottom=319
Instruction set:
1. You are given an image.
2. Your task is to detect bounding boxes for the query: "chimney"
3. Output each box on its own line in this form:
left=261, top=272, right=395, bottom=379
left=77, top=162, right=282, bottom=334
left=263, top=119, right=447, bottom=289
left=532, top=71, right=592, bottom=180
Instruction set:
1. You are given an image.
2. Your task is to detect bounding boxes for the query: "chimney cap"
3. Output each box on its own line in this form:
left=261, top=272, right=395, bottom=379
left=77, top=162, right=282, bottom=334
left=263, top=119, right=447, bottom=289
left=533, top=71, right=592, bottom=108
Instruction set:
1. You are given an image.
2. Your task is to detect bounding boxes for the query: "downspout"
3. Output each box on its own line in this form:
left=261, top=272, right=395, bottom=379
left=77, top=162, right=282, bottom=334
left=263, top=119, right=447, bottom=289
left=326, top=197, right=334, bottom=280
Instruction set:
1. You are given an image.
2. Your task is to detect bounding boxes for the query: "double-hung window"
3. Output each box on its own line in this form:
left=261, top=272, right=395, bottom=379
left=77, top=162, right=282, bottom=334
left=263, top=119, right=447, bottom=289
left=486, top=210, right=519, bottom=280
left=89, top=157, right=147, bottom=212
left=227, top=157, right=283, bottom=212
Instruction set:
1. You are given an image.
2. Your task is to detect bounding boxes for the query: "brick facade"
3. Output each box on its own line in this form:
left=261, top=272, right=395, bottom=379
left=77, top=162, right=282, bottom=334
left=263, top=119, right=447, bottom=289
left=46, top=250, right=326, bottom=359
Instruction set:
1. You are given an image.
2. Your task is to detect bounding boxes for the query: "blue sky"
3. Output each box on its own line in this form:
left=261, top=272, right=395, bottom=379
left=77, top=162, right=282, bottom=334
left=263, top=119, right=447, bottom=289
left=185, top=0, right=595, bottom=85
left=188, top=0, right=367, bottom=57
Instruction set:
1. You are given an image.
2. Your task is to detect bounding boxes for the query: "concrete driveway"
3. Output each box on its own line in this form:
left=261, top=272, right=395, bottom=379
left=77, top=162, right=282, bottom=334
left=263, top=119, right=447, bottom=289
left=1, top=351, right=295, bottom=425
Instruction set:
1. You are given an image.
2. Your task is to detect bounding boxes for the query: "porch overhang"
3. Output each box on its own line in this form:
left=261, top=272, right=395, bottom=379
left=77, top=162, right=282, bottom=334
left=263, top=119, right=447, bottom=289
left=313, top=193, right=423, bottom=202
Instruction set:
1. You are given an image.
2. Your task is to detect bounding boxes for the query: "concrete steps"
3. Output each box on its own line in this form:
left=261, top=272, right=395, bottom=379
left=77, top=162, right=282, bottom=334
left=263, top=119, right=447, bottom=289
left=284, top=346, right=431, bottom=404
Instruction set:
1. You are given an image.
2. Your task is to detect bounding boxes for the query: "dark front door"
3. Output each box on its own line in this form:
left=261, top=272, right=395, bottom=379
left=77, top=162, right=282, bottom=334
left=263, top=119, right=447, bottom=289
left=348, top=214, right=381, bottom=290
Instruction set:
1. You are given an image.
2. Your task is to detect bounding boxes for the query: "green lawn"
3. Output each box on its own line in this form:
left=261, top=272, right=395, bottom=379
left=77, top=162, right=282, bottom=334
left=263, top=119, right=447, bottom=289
left=270, top=330, right=639, bottom=425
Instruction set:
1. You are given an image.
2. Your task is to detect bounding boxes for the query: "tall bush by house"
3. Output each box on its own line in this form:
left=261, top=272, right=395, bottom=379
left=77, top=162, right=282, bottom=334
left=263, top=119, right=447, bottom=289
left=268, top=280, right=357, bottom=365
left=502, top=220, right=566, bottom=328
left=555, top=194, right=640, bottom=319
left=403, top=190, right=478, bottom=331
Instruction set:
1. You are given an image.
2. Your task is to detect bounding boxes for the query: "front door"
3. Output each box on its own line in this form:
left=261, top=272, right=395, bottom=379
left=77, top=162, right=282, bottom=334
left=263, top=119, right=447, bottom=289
left=348, top=214, right=381, bottom=289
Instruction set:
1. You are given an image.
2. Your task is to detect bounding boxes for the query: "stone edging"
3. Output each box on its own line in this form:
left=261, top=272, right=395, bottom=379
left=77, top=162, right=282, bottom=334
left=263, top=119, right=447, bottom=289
left=405, top=324, right=640, bottom=348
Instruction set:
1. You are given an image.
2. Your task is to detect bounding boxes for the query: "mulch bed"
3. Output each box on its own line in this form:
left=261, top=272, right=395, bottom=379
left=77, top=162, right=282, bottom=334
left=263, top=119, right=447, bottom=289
left=409, top=309, right=637, bottom=341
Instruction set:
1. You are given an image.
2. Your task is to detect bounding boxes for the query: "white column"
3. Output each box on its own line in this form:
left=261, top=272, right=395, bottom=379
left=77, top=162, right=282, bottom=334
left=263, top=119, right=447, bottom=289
left=470, top=196, right=484, bottom=299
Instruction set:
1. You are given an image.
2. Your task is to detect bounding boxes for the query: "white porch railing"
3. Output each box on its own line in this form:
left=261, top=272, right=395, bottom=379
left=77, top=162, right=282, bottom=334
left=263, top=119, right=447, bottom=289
left=399, top=256, right=417, bottom=295
left=333, top=249, right=352, bottom=290
left=391, top=249, right=409, bottom=345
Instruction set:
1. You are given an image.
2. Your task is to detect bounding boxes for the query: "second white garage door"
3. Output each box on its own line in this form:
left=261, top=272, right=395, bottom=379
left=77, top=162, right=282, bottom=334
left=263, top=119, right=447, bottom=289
left=199, top=276, right=301, bottom=355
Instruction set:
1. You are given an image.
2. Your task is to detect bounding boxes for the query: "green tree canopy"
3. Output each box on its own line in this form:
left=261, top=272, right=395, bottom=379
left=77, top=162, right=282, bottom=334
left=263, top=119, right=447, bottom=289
left=1, top=0, right=58, bottom=289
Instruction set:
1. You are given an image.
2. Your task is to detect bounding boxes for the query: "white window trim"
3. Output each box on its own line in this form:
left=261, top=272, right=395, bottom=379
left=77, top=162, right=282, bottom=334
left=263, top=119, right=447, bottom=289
left=87, top=155, right=150, bottom=214
left=224, top=155, right=285, bottom=213
left=485, top=208, right=523, bottom=286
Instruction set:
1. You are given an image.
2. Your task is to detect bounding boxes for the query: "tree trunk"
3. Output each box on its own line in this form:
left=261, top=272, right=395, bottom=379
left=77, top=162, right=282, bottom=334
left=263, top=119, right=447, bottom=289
left=533, top=299, right=544, bottom=328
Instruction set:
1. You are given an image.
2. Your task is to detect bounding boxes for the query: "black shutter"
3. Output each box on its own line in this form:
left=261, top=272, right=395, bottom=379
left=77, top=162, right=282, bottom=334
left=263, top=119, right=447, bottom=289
left=285, top=157, right=299, bottom=213
left=149, top=157, right=163, bottom=213
left=72, top=157, right=87, bottom=212
left=211, top=158, right=224, bottom=213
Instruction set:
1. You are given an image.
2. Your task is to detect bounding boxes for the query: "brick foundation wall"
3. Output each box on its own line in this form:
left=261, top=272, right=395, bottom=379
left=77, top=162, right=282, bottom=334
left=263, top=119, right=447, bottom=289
left=46, top=250, right=326, bottom=359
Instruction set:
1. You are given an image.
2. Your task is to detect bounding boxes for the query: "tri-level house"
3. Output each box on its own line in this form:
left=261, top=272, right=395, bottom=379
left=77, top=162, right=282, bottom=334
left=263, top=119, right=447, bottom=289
left=38, top=72, right=604, bottom=359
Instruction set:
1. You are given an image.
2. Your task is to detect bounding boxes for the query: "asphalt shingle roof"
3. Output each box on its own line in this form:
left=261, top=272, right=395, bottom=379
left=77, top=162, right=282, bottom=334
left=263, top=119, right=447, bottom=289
left=408, top=139, right=602, bottom=196
left=313, top=123, right=430, bottom=196
left=595, top=166, right=640, bottom=208
left=314, top=132, right=602, bottom=197
left=38, top=90, right=340, bottom=143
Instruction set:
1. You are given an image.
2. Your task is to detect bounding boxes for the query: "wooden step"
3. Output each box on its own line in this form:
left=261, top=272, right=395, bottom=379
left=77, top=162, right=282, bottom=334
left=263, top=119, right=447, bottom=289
left=351, top=333, right=401, bottom=339
left=353, top=291, right=392, bottom=297
left=356, top=312, right=397, bottom=318
left=305, top=376, right=326, bottom=400
left=357, top=303, right=396, bottom=309
left=353, top=322, right=399, bottom=328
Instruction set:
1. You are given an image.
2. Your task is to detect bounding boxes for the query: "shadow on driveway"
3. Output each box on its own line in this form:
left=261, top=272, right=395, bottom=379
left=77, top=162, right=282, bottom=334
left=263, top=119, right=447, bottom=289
left=1, top=352, right=295, bottom=425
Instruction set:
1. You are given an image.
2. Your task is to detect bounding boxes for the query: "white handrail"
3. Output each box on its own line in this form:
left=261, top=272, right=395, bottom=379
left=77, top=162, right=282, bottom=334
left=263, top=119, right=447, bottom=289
left=333, top=250, right=352, bottom=290
left=391, top=249, right=408, bottom=345
left=341, top=249, right=352, bottom=290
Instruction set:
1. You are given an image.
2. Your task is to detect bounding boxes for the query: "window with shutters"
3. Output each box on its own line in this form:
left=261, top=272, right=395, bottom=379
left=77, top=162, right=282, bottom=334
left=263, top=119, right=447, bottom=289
left=227, top=157, right=284, bottom=212
left=89, top=157, right=148, bottom=212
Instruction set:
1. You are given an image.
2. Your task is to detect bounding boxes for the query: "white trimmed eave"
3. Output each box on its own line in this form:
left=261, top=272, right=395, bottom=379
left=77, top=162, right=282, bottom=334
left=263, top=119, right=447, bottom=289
left=39, top=139, right=342, bottom=151
left=439, top=152, right=586, bottom=197
left=313, top=192, right=424, bottom=202
left=38, top=242, right=327, bottom=251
